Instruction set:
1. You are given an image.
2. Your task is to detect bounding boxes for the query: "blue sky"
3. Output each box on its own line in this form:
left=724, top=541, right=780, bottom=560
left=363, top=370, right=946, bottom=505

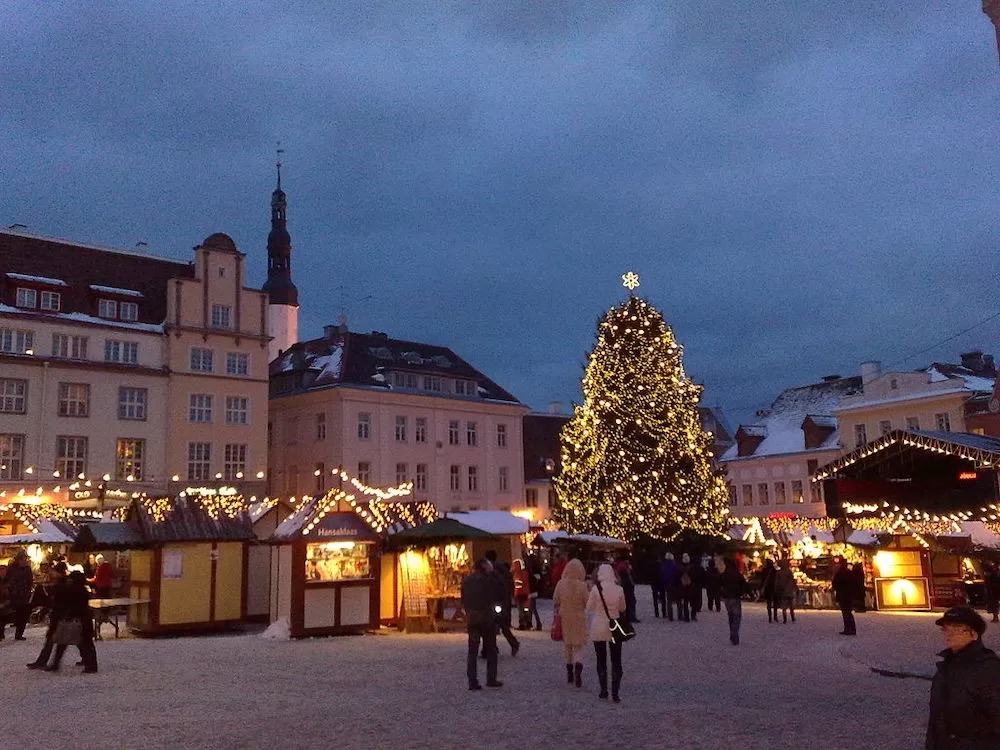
left=3, top=2, right=999, bottom=424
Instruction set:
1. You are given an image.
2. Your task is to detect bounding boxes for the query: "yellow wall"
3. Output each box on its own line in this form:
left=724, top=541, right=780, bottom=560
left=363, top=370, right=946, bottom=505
left=380, top=551, right=398, bottom=620
left=214, top=542, right=244, bottom=621
left=129, top=549, right=153, bottom=628
left=159, top=543, right=212, bottom=625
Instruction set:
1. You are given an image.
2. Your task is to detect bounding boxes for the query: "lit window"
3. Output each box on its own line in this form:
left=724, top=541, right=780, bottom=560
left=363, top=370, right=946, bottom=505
left=189, top=394, right=213, bottom=423
left=56, top=436, right=87, bottom=478
left=211, top=304, right=232, bottom=329
left=0, top=434, right=25, bottom=479
left=226, top=352, right=249, bottom=375
left=57, top=383, right=89, bottom=417
left=187, top=442, right=211, bottom=481
left=225, top=396, right=249, bottom=425
left=118, top=388, right=147, bottom=420
left=115, top=438, right=145, bottom=480
left=15, top=288, right=37, bottom=308
left=39, top=291, right=61, bottom=311
left=0, top=328, right=34, bottom=354
left=0, top=379, right=27, bottom=414
left=190, top=348, right=214, bottom=372
left=98, top=299, right=118, bottom=319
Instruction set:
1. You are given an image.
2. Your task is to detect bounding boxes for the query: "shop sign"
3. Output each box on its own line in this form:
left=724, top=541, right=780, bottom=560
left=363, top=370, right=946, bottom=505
left=310, top=513, right=378, bottom=540
left=958, top=472, right=977, bottom=481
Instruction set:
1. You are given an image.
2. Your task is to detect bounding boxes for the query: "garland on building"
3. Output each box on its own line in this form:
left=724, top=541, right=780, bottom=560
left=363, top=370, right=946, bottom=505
left=553, top=274, right=729, bottom=542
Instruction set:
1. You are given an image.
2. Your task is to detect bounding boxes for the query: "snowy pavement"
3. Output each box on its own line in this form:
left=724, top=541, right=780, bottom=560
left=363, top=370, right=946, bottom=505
left=0, top=589, right=973, bottom=750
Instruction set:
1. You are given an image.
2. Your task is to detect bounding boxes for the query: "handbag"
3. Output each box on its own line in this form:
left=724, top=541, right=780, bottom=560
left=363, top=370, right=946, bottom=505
left=597, top=583, right=635, bottom=644
left=550, top=613, right=563, bottom=641
left=53, top=617, right=83, bottom=646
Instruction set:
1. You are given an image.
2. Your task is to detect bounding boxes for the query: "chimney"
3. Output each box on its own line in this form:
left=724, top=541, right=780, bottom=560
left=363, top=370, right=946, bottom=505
left=548, top=401, right=563, bottom=415
left=984, top=354, right=996, bottom=374
left=323, top=324, right=339, bottom=341
left=860, top=361, right=881, bottom=385
left=961, top=350, right=986, bottom=374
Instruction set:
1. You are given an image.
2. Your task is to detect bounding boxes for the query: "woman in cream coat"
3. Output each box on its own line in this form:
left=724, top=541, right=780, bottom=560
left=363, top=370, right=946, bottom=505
left=552, top=558, right=589, bottom=687
left=586, top=563, right=627, bottom=702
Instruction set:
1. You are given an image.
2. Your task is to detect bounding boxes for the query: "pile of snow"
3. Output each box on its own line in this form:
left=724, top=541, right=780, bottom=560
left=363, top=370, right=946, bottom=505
left=260, top=618, right=291, bottom=640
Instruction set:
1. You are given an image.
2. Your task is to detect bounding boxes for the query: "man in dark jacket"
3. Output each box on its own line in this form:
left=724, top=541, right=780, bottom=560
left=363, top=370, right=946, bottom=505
left=660, top=553, right=680, bottom=621
left=2, top=551, right=33, bottom=640
left=482, top=550, right=518, bottom=657
left=27, top=561, right=69, bottom=669
left=719, top=557, right=747, bottom=645
left=461, top=559, right=502, bottom=690
left=926, top=606, right=1000, bottom=749
left=831, top=558, right=857, bottom=636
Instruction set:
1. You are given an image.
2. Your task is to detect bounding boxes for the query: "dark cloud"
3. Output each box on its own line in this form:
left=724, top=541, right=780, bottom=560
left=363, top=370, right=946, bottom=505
left=2, top=0, right=998, bottom=423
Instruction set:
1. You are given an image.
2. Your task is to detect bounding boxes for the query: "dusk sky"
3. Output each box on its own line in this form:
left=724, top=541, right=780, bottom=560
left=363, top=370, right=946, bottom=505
left=3, top=2, right=999, bottom=426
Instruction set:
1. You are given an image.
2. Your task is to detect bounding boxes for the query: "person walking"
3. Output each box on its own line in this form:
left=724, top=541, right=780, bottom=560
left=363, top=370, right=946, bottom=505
left=483, top=551, right=519, bottom=657
left=985, top=563, right=1000, bottom=624
left=760, top=559, right=779, bottom=624
left=553, top=558, right=589, bottom=688
left=44, top=571, right=98, bottom=673
left=615, top=555, right=639, bottom=624
left=26, top=561, right=69, bottom=669
left=677, top=554, right=695, bottom=622
left=2, top=551, right=33, bottom=640
left=704, top=557, right=722, bottom=613
left=650, top=553, right=667, bottom=618
left=511, top=559, right=531, bottom=631
left=775, top=560, right=798, bottom=623
left=586, top=563, right=627, bottom=702
left=720, top=557, right=747, bottom=645
left=461, top=559, right=502, bottom=690
left=660, top=553, right=680, bottom=621
left=526, top=553, right=544, bottom=630
left=926, top=606, right=1000, bottom=748
left=687, top=557, right=704, bottom=621
left=831, top=558, right=857, bottom=636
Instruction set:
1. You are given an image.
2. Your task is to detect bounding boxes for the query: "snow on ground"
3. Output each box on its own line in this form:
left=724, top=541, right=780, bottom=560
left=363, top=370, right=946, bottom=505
left=0, top=589, right=959, bottom=750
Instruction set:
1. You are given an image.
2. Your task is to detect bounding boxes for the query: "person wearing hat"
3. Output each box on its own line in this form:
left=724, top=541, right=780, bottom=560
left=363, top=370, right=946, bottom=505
left=2, top=551, right=33, bottom=640
left=926, top=605, right=1000, bottom=748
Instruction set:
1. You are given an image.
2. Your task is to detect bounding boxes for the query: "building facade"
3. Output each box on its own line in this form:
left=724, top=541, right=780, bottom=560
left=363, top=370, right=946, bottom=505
left=268, top=326, right=528, bottom=512
left=522, top=406, right=571, bottom=522
left=0, top=227, right=270, bottom=502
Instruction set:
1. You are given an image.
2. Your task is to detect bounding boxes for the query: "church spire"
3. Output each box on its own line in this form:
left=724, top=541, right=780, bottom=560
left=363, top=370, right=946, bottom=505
left=263, top=144, right=298, bottom=307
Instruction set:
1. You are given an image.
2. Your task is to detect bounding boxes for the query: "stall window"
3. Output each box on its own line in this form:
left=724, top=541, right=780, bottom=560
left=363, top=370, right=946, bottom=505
left=306, top=541, right=373, bottom=582
left=774, top=481, right=786, bottom=505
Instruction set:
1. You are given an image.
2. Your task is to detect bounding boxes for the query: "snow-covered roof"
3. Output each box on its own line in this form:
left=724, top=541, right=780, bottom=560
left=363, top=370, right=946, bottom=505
left=0, top=304, right=164, bottom=333
left=804, top=415, right=837, bottom=428
left=925, top=364, right=994, bottom=393
left=739, top=425, right=767, bottom=437
left=89, top=284, right=144, bottom=298
left=447, top=511, right=531, bottom=535
left=309, top=347, right=343, bottom=384
left=6, top=272, right=68, bottom=286
left=1, top=226, right=188, bottom=264
left=938, top=521, right=1000, bottom=548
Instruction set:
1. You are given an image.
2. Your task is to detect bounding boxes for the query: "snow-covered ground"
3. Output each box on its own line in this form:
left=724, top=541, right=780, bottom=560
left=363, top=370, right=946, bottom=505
left=0, top=590, right=964, bottom=749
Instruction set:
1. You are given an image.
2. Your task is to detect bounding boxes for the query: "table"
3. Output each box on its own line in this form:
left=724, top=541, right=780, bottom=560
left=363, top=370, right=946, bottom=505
left=89, top=598, right=150, bottom=639
left=424, top=593, right=465, bottom=631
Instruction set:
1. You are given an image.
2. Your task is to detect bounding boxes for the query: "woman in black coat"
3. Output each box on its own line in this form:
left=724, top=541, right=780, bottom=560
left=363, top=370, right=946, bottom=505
left=45, top=571, right=98, bottom=673
left=760, top=560, right=779, bottom=624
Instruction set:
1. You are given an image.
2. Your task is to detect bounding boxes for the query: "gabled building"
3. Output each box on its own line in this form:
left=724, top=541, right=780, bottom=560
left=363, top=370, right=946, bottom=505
left=0, top=225, right=270, bottom=500
left=267, top=324, right=528, bottom=513
left=719, top=375, right=863, bottom=518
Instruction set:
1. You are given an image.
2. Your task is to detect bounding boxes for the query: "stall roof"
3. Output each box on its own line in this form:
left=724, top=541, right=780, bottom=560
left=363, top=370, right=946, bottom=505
left=72, top=522, right=145, bottom=551
left=533, top=531, right=630, bottom=549
left=388, top=517, right=499, bottom=546
left=121, top=496, right=253, bottom=543
left=0, top=521, right=77, bottom=545
left=446, top=511, right=531, bottom=536
left=271, top=492, right=437, bottom=541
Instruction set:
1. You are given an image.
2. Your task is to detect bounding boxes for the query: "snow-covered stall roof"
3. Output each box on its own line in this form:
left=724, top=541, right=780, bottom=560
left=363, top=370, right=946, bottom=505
left=533, top=530, right=630, bottom=549
left=447, top=511, right=531, bottom=536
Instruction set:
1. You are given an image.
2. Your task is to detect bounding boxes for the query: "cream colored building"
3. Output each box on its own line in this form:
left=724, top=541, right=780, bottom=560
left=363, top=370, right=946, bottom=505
left=269, top=326, right=528, bottom=512
left=0, top=227, right=269, bottom=501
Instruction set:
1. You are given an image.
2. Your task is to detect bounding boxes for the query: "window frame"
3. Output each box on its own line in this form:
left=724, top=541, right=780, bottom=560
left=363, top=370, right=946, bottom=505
left=226, top=352, right=249, bottom=376
left=0, top=434, right=26, bottom=479
left=118, top=387, right=148, bottom=421
left=56, top=435, right=88, bottom=478
left=225, top=396, right=249, bottom=425
left=115, top=438, right=145, bottom=480
left=190, top=347, right=214, bottom=373
left=210, top=304, right=233, bottom=329
left=39, top=290, right=61, bottom=311
left=0, top=378, right=27, bottom=414
left=187, top=442, right=212, bottom=481
left=357, top=413, right=371, bottom=440
left=57, top=382, right=90, bottom=417
left=15, top=287, right=37, bottom=308
left=188, top=394, right=213, bottom=423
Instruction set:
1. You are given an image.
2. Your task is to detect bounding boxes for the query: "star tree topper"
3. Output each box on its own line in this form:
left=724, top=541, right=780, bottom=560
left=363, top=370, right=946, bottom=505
left=621, top=271, right=640, bottom=291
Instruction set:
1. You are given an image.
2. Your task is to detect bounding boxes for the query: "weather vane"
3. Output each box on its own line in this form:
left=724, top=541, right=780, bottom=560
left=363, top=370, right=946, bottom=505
left=276, top=141, right=284, bottom=187
left=622, top=271, right=640, bottom=291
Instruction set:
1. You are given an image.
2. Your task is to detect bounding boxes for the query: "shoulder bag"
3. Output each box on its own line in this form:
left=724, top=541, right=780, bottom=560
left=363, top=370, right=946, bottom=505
left=53, top=617, right=83, bottom=646
left=596, top=582, right=635, bottom=644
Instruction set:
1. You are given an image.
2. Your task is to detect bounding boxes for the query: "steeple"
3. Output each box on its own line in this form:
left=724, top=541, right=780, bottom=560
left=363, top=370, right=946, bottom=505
left=262, top=146, right=298, bottom=306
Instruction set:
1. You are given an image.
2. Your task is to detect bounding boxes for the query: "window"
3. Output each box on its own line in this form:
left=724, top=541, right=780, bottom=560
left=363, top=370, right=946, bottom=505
left=0, top=434, right=25, bottom=479
left=190, top=347, right=214, bottom=372
left=118, top=388, right=147, bottom=420
left=40, top=291, right=61, bottom=311
left=890, top=378, right=899, bottom=390
left=758, top=483, right=770, bottom=506
left=935, top=412, right=951, bottom=432
left=466, top=422, right=477, bottom=447
left=225, top=396, right=249, bottom=425
left=448, top=421, right=460, bottom=445
left=498, top=466, right=509, bottom=492
left=0, top=379, right=27, bottom=414
left=415, top=464, right=427, bottom=491
left=775, top=481, right=787, bottom=505
left=120, top=301, right=138, bottom=321
left=224, top=444, right=247, bottom=481
left=15, top=288, right=37, bottom=308
left=189, top=394, right=213, bottom=423
left=742, top=484, right=753, bottom=506
left=450, top=465, right=461, bottom=491
left=854, top=423, right=867, bottom=447
left=105, top=340, right=139, bottom=364
left=0, top=328, right=33, bottom=354
left=56, top=436, right=87, bottom=478
left=728, top=484, right=738, bottom=507
left=396, top=462, right=408, bottom=485
left=315, top=413, right=326, bottom=441
left=357, top=461, right=371, bottom=484
left=115, top=438, right=145, bottom=480
left=187, top=443, right=211, bottom=481
left=98, top=299, right=118, bottom=319
left=393, top=372, right=418, bottom=389
left=211, top=304, right=232, bottom=329
left=226, top=352, right=249, bottom=375
left=548, top=488, right=558, bottom=509
left=357, top=413, right=371, bottom=440
left=423, top=376, right=443, bottom=392
left=314, top=462, right=326, bottom=494
left=791, top=480, right=804, bottom=504
left=415, top=417, right=427, bottom=443
left=52, top=334, right=88, bottom=359
left=497, top=423, right=507, bottom=448
left=395, top=415, right=407, bottom=442
left=455, top=380, right=473, bottom=395
left=906, top=416, right=920, bottom=431
left=879, top=420, right=892, bottom=436
left=58, top=383, right=89, bottom=417
left=525, top=488, right=538, bottom=508
left=468, top=465, right=479, bottom=492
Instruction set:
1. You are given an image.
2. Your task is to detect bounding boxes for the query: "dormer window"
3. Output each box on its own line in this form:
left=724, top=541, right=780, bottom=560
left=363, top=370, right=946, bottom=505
left=40, top=291, right=61, bottom=311
left=454, top=380, right=476, bottom=396
left=98, top=299, right=118, bottom=319
left=15, top=288, right=37, bottom=308
left=120, top=301, right=138, bottom=321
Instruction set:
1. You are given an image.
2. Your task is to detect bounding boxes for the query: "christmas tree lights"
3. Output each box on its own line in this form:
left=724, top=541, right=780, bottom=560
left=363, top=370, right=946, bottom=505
left=553, top=276, right=729, bottom=541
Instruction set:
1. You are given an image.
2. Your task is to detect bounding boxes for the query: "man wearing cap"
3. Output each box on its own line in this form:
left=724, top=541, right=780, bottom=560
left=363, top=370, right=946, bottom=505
left=926, top=605, right=1000, bottom=748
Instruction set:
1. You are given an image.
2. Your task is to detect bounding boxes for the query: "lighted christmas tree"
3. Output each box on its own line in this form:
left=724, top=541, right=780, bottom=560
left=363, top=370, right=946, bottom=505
left=553, top=272, right=729, bottom=542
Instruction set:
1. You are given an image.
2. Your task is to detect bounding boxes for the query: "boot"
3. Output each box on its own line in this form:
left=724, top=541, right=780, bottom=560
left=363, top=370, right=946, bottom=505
left=574, top=662, right=583, bottom=688
left=597, top=669, right=608, bottom=699
left=566, top=664, right=574, bottom=684
left=611, top=668, right=623, bottom=703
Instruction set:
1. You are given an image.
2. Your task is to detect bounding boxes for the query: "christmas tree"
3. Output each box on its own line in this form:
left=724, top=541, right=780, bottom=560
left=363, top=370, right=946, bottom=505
left=553, top=273, right=729, bottom=542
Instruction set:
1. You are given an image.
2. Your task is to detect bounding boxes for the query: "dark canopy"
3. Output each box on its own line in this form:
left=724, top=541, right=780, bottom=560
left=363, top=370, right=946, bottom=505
left=386, top=518, right=498, bottom=548
left=73, top=522, right=145, bottom=551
